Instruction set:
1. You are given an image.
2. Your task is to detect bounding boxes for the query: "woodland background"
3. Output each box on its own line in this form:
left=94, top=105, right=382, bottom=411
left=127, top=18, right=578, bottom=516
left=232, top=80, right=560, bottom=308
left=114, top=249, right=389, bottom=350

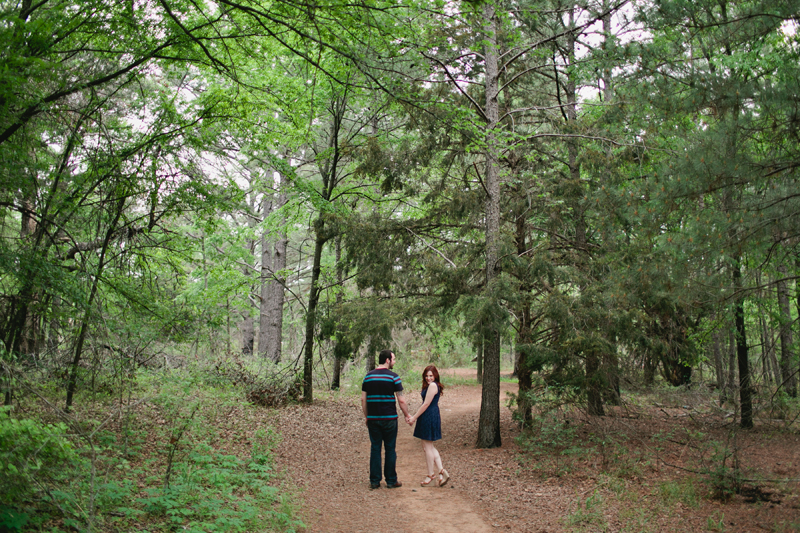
left=1, top=0, right=799, bottom=531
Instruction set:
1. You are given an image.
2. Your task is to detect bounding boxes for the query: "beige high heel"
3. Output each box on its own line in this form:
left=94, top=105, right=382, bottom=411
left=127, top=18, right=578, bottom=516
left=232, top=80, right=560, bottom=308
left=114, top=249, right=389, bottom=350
left=438, top=468, right=450, bottom=487
left=420, top=473, right=436, bottom=486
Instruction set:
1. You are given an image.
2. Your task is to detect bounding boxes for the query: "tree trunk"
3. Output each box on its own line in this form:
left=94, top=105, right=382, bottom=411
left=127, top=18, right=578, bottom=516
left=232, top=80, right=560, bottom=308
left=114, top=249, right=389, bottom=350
left=587, top=349, right=605, bottom=416
left=759, top=316, right=770, bottom=385
left=241, top=315, right=254, bottom=356
left=732, top=260, right=753, bottom=429
left=515, top=335, right=533, bottom=427
left=240, top=195, right=257, bottom=356
left=266, top=228, right=287, bottom=362
left=365, top=338, right=377, bottom=372
left=331, top=357, right=344, bottom=390
left=476, top=339, right=483, bottom=384
left=302, top=232, right=326, bottom=402
left=776, top=262, right=797, bottom=397
left=258, top=193, right=276, bottom=361
left=258, top=187, right=287, bottom=363
left=476, top=1, right=502, bottom=449
left=603, top=351, right=621, bottom=406
left=66, top=196, right=125, bottom=411
left=563, top=7, right=604, bottom=416
left=47, top=295, right=61, bottom=355
left=514, top=213, right=534, bottom=426
left=712, top=329, right=725, bottom=395
left=726, top=325, right=736, bottom=405
left=331, top=235, right=344, bottom=391
left=767, top=320, right=782, bottom=387
left=795, top=255, right=800, bottom=322
left=643, top=351, right=656, bottom=386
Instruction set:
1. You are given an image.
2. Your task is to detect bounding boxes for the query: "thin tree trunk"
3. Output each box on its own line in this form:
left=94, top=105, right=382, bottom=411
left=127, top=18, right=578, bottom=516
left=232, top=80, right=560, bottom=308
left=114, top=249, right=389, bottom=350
left=514, top=213, right=534, bottom=426
left=643, top=351, right=655, bottom=386
left=66, top=196, right=125, bottom=411
left=477, top=0, right=502, bottom=449
left=603, top=351, right=621, bottom=406
left=302, top=234, right=326, bottom=402
left=732, top=260, right=753, bottom=429
left=240, top=195, right=257, bottom=356
left=776, top=262, right=797, bottom=397
left=565, top=8, right=602, bottom=416
left=795, top=254, right=800, bottom=324
left=726, top=325, right=736, bottom=405
left=712, top=329, right=724, bottom=394
left=331, top=235, right=344, bottom=391
left=258, top=193, right=275, bottom=360
left=241, top=314, right=254, bottom=356
left=587, top=349, right=605, bottom=417
left=767, top=321, right=782, bottom=386
left=47, top=295, right=61, bottom=354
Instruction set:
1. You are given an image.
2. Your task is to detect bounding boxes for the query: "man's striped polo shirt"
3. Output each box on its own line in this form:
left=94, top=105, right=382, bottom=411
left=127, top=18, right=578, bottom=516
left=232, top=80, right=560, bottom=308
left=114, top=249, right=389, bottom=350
left=362, top=368, right=403, bottom=421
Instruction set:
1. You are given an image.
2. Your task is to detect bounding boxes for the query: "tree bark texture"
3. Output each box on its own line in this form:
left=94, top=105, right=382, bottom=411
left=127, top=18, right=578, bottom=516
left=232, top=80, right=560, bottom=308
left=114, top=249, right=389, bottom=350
left=476, top=339, right=483, bottom=384
left=776, top=262, right=797, bottom=397
left=302, top=235, right=325, bottom=402
left=258, top=185, right=288, bottom=363
left=477, top=1, right=502, bottom=449
left=240, top=194, right=258, bottom=356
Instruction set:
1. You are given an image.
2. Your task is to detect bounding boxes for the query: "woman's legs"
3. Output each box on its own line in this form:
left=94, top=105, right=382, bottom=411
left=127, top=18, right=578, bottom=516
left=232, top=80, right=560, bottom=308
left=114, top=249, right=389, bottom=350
left=421, top=440, right=444, bottom=475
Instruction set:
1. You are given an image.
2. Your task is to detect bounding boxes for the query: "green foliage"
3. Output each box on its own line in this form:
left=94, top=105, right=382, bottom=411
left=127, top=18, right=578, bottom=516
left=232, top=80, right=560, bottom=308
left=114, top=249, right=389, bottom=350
left=0, top=407, right=77, bottom=525
left=564, top=490, right=607, bottom=531
left=137, top=438, right=303, bottom=532
left=701, top=439, right=745, bottom=501
left=516, top=409, right=585, bottom=477
left=658, top=478, right=700, bottom=509
left=706, top=511, right=726, bottom=532
left=0, top=365, right=305, bottom=532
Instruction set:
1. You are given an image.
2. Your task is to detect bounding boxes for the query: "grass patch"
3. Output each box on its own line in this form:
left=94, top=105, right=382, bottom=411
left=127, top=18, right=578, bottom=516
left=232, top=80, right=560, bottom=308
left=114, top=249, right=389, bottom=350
left=657, top=478, right=701, bottom=509
left=564, top=490, right=607, bottom=531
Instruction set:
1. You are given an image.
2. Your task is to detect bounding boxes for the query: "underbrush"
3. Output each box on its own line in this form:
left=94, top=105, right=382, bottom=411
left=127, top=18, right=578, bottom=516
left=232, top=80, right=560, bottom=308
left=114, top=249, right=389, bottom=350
left=0, top=361, right=304, bottom=533
left=515, top=382, right=800, bottom=532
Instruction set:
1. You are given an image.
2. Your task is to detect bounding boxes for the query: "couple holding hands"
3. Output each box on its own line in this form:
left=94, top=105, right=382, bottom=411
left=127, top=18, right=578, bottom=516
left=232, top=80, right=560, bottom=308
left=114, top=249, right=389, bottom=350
left=361, top=350, right=450, bottom=489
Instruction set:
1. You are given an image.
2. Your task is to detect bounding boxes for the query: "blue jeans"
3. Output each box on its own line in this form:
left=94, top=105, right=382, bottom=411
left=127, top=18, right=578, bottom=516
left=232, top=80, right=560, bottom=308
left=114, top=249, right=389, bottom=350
left=367, top=419, right=398, bottom=485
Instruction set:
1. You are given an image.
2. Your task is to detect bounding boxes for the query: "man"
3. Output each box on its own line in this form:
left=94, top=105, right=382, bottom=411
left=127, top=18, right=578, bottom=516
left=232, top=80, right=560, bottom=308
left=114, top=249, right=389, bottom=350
left=361, top=349, right=411, bottom=489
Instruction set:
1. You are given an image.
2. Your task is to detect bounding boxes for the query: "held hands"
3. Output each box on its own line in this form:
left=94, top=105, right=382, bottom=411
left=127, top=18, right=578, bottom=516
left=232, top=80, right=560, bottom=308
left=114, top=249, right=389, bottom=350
left=405, top=414, right=414, bottom=426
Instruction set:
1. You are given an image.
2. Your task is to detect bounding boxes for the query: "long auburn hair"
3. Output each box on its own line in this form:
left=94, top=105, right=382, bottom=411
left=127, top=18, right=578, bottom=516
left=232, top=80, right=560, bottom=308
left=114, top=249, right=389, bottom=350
left=421, top=365, right=444, bottom=396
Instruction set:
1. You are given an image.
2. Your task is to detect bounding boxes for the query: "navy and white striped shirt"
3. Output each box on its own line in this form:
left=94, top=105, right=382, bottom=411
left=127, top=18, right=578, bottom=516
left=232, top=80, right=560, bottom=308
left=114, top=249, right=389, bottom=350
left=362, top=369, right=403, bottom=421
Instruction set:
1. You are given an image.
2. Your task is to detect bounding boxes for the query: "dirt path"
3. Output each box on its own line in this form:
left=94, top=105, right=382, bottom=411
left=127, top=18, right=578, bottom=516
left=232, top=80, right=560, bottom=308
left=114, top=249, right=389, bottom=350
left=272, top=369, right=531, bottom=533
left=271, top=368, right=800, bottom=533
left=389, top=371, right=498, bottom=533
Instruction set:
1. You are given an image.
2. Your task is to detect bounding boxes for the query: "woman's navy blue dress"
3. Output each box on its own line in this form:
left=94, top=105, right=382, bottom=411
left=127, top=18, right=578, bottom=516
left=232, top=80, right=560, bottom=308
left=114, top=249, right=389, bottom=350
left=413, top=387, right=442, bottom=441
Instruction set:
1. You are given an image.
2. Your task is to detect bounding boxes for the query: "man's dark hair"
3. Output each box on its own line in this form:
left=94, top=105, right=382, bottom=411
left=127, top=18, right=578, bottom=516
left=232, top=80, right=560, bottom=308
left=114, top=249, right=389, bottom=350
left=378, top=349, right=394, bottom=365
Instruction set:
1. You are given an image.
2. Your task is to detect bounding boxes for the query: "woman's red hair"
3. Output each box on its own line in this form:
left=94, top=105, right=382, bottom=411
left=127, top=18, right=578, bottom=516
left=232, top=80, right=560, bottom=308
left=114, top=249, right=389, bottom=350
left=421, top=365, right=444, bottom=395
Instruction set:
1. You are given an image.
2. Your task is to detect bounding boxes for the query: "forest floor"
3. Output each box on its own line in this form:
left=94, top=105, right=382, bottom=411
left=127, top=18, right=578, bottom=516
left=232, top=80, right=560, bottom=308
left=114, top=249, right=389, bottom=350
left=271, top=368, right=800, bottom=533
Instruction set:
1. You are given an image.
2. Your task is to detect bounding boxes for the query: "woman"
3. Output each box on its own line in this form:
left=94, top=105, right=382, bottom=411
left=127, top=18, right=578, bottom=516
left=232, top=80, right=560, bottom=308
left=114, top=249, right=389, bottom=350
left=408, top=365, right=450, bottom=487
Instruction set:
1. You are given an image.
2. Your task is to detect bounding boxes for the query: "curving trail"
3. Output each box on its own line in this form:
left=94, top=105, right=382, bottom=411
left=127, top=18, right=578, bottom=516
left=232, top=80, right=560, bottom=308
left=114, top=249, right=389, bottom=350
left=271, top=367, right=800, bottom=533
left=272, top=368, right=523, bottom=533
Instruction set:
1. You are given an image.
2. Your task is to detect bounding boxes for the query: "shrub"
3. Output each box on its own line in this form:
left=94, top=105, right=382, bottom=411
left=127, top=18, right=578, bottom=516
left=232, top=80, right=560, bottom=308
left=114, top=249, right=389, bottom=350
left=0, top=407, right=77, bottom=530
left=210, top=357, right=302, bottom=407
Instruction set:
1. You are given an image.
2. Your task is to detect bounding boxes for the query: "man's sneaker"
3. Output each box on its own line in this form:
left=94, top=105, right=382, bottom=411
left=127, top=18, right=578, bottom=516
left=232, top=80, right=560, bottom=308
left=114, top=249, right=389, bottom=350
left=386, top=481, right=403, bottom=489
